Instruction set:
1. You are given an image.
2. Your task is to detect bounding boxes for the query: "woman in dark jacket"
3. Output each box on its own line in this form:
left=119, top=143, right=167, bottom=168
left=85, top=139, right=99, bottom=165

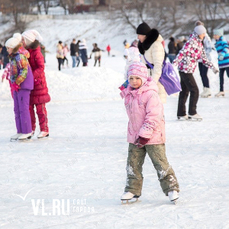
left=167, top=37, right=177, bottom=63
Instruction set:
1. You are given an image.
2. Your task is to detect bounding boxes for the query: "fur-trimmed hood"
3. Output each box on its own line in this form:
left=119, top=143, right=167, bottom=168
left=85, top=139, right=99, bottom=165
left=138, top=29, right=159, bottom=54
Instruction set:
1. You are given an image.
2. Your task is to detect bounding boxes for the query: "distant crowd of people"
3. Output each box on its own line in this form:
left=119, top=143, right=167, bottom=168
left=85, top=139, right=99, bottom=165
left=56, top=39, right=112, bottom=71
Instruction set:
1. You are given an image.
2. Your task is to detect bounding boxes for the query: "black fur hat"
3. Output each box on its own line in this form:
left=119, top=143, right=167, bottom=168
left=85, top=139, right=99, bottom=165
left=136, top=22, right=151, bottom=35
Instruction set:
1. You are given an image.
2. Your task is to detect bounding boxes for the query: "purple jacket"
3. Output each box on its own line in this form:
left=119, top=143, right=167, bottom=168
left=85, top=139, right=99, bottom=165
left=20, top=65, right=34, bottom=90
left=9, top=52, right=34, bottom=91
left=120, top=78, right=166, bottom=145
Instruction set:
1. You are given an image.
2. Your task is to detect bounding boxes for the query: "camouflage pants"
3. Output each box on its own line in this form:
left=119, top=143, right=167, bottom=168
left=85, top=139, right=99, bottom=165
left=124, top=143, right=179, bottom=196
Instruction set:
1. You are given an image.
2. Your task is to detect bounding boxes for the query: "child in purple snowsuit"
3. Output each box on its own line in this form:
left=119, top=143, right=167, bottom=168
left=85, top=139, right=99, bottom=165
left=5, top=36, right=34, bottom=141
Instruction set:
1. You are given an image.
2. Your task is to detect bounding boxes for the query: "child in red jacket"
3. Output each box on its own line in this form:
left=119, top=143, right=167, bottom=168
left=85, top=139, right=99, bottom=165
left=22, top=30, right=51, bottom=139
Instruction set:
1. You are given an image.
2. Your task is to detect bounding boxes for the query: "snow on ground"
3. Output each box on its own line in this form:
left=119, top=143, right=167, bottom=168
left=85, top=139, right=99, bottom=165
left=1, top=17, right=229, bottom=229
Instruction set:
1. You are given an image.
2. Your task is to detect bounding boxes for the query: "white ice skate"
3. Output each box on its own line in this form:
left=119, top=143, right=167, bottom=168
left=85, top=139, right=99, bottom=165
left=10, top=133, right=22, bottom=141
left=188, top=114, right=202, bottom=121
left=177, top=115, right=188, bottom=121
left=121, top=192, right=139, bottom=204
left=215, top=91, right=225, bottom=97
left=18, top=132, right=33, bottom=140
left=200, top=87, right=211, bottom=98
left=37, top=131, right=49, bottom=139
left=168, top=190, right=179, bottom=204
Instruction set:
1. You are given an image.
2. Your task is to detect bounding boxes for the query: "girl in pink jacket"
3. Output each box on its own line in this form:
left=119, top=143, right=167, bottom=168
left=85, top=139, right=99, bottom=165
left=120, top=61, right=179, bottom=203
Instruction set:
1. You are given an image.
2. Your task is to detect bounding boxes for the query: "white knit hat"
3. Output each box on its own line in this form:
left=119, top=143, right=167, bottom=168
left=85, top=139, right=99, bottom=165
left=13, top=33, right=22, bottom=43
left=194, top=25, right=207, bottom=35
left=22, top=29, right=43, bottom=43
left=5, top=37, right=19, bottom=49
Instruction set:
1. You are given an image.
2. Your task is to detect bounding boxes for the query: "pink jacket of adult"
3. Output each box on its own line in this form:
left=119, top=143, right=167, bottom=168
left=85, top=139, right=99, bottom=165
left=120, top=78, right=165, bottom=145
left=27, top=42, right=51, bottom=105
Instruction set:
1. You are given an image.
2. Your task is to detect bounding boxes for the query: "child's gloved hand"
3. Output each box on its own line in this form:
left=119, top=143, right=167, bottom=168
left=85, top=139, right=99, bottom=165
left=11, top=83, right=20, bottom=92
left=134, top=137, right=149, bottom=148
left=213, top=68, right=219, bottom=74
left=218, top=53, right=224, bottom=60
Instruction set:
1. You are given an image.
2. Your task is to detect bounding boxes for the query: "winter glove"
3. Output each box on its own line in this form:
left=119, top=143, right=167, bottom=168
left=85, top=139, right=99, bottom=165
left=134, top=137, right=150, bottom=148
left=218, top=53, right=224, bottom=61
left=213, top=68, right=219, bottom=74
left=11, top=83, right=20, bottom=92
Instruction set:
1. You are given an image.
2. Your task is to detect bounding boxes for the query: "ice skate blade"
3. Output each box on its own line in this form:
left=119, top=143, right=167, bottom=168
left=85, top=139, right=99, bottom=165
left=18, top=136, right=32, bottom=141
left=188, top=117, right=202, bottom=122
left=171, top=197, right=179, bottom=205
left=201, top=95, right=211, bottom=98
left=37, top=134, right=49, bottom=139
left=121, top=198, right=139, bottom=204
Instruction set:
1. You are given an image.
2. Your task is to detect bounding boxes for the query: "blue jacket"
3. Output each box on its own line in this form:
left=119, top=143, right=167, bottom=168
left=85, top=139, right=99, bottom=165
left=215, top=36, right=229, bottom=69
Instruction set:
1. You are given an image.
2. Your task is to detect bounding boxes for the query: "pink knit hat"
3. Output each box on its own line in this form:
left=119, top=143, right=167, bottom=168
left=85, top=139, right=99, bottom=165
left=127, top=61, right=148, bottom=85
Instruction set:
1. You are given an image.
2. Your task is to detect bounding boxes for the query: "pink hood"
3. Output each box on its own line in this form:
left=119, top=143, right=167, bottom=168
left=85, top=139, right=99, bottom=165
left=121, top=78, right=165, bottom=145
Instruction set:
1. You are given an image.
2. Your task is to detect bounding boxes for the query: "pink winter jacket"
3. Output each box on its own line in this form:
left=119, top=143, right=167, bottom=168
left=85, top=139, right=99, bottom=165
left=120, top=78, right=165, bottom=145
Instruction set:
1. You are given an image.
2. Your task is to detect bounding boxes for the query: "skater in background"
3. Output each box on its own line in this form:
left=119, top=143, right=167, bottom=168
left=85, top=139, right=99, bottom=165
left=90, top=43, right=102, bottom=67
left=40, top=44, right=46, bottom=63
left=120, top=61, right=179, bottom=203
left=22, top=29, right=51, bottom=139
left=76, top=40, right=80, bottom=67
left=124, top=39, right=140, bottom=78
left=106, top=44, right=111, bottom=56
left=1, top=43, right=9, bottom=68
left=5, top=36, right=34, bottom=141
left=195, top=21, right=214, bottom=98
left=70, top=39, right=77, bottom=68
left=173, top=25, right=218, bottom=121
left=136, top=22, right=167, bottom=103
left=63, top=43, right=69, bottom=68
left=79, top=39, right=88, bottom=67
left=167, top=36, right=177, bottom=63
left=213, top=28, right=229, bottom=97
left=176, top=36, right=185, bottom=55
left=0, top=44, right=3, bottom=69
left=56, top=41, right=64, bottom=71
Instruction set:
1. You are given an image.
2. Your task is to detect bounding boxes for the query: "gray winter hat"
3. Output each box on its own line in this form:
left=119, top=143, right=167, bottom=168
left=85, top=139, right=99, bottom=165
left=213, top=29, right=224, bottom=37
left=194, top=25, right=206, bottom=35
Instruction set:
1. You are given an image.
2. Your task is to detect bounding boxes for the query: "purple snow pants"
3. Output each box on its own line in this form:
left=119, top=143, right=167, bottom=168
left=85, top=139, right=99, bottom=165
left=13, top=89, right=32, bottom=134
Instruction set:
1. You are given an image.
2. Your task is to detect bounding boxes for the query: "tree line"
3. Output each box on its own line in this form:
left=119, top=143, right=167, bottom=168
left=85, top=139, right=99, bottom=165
left=0, top=0, right=229, bottom=37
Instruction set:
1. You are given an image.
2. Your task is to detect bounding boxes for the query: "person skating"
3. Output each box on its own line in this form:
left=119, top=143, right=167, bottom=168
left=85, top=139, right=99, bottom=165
left=56, top=41, right=64, bottom=71
left=22, top=29, right=51, bottom=138
left=136, top=22, right=167, bottom=104
left=213, top=28, right=229, bottom=97
left=195, top=21, right=214, bottom=98
left=79, top=39, right=88, bottom=67
left=120, top=61, right=179, bottom=204
left=173, top=25, right=219, bottom=121
left=90, top=43, right=102, bottom=67
left=70, top=39, right=77, bottom=68
left=5, top=36, right=34, bottom=141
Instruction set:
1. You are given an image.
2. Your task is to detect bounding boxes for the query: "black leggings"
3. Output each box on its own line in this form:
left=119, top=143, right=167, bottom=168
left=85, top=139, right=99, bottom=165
left=57, top=58, right=63, bottom=71
left=63, top=56, right=68, bottom=66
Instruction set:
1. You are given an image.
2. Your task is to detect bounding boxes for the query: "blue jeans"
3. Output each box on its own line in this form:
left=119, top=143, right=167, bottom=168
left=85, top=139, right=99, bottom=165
left=198, top=62, right=209, bottom=88
left=71, top=56, right=76, bottom=68
left=219, top=67, right=229, bottom=91
left=167, top=54, right=176, bottom=63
